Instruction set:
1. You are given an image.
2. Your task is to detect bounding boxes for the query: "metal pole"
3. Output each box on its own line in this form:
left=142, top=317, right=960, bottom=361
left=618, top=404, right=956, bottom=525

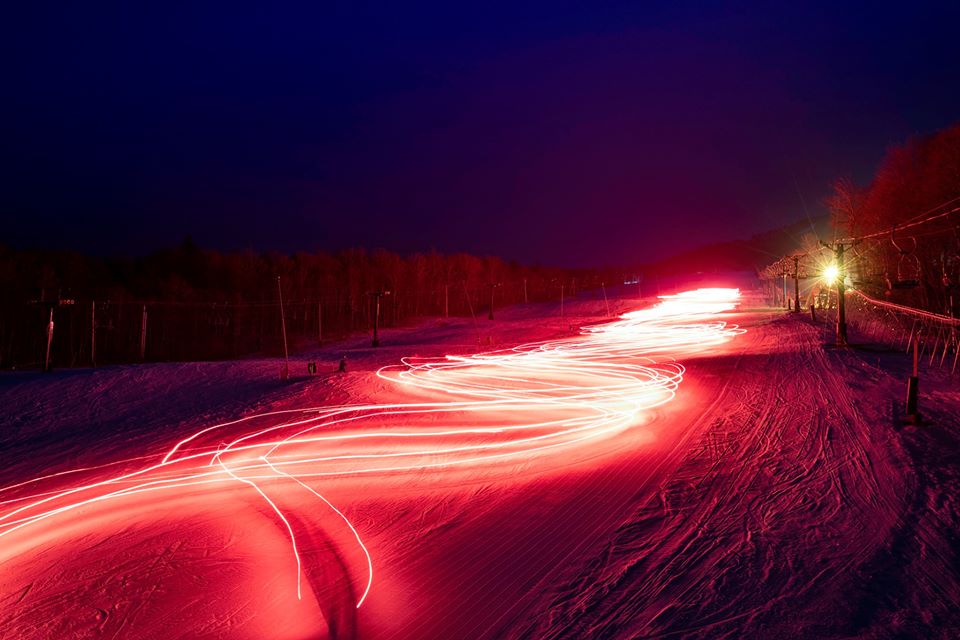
left=318, top=301, right=323, bottom=346
left=444, top=284, right=449, bottom=317
left=602, top=282, right=611, bottom=317
left=560, top=283, right=565, bottom=320
left=277, top=277, right=289, bottom=379
left=488, top=284, right=494, bottom=321
left=523, top=278, right=528, bottom=304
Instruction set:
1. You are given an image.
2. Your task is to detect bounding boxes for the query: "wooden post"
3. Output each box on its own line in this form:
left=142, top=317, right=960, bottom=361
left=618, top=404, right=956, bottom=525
left=277, top=277, right=289, bottom=379
left=139, top=304, right=148, bottom=361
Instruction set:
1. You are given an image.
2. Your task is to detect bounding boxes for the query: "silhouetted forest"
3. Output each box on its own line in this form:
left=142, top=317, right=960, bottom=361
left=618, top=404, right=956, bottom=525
left=0, top=243, right=615, bottom=368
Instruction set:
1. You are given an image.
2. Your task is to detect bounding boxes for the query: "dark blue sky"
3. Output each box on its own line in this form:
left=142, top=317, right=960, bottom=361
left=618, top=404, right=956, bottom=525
left=3, top=2, right=959, bottom=266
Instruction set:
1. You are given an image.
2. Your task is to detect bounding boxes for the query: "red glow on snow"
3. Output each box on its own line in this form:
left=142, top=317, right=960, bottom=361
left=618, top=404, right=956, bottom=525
left=0, top=288, right=743, bottom=614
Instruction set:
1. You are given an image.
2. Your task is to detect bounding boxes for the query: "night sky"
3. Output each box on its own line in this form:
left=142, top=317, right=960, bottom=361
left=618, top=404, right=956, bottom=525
left=3, top=2, right=959, bottom=267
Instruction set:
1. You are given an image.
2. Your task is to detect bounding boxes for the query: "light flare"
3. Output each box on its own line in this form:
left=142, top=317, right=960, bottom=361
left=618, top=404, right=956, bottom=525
left=823, top=263, right=840, bottom=286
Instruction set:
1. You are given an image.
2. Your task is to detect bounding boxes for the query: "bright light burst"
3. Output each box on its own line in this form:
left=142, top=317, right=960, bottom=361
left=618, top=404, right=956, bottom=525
left=823, top=264, right=839, bottom=286
left=0, top=287, right=744, bottom=611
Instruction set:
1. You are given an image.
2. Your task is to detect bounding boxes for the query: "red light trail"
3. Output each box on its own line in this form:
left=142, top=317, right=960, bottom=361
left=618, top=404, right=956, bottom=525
left=0, top=288, right=744, bottom=614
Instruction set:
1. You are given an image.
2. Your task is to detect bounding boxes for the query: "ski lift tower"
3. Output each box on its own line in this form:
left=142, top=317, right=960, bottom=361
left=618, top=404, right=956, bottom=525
left=820, top=240, right=857, bottom=346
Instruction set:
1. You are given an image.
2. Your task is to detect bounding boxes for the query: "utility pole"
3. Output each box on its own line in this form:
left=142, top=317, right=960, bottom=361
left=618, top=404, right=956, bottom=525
left=821, top=241, right=854, bottom=346
left=370, top=290, right=390, bottom=347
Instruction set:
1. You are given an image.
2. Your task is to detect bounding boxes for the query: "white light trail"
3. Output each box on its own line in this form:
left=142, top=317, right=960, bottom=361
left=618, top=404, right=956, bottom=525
left=0, top=287, right=744, bottom=612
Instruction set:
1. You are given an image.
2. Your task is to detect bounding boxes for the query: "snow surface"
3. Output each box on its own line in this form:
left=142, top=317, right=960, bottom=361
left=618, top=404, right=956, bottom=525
left=2, top=291, right=959, bottom=639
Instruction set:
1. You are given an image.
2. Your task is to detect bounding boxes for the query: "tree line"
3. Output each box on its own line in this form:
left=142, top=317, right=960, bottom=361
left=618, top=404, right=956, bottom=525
left=0, top=241, right=618, bottom=369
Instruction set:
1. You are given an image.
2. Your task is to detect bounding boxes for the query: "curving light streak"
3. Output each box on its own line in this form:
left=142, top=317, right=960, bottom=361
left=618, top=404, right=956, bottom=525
left=0, top=288, right=744, bottom=615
